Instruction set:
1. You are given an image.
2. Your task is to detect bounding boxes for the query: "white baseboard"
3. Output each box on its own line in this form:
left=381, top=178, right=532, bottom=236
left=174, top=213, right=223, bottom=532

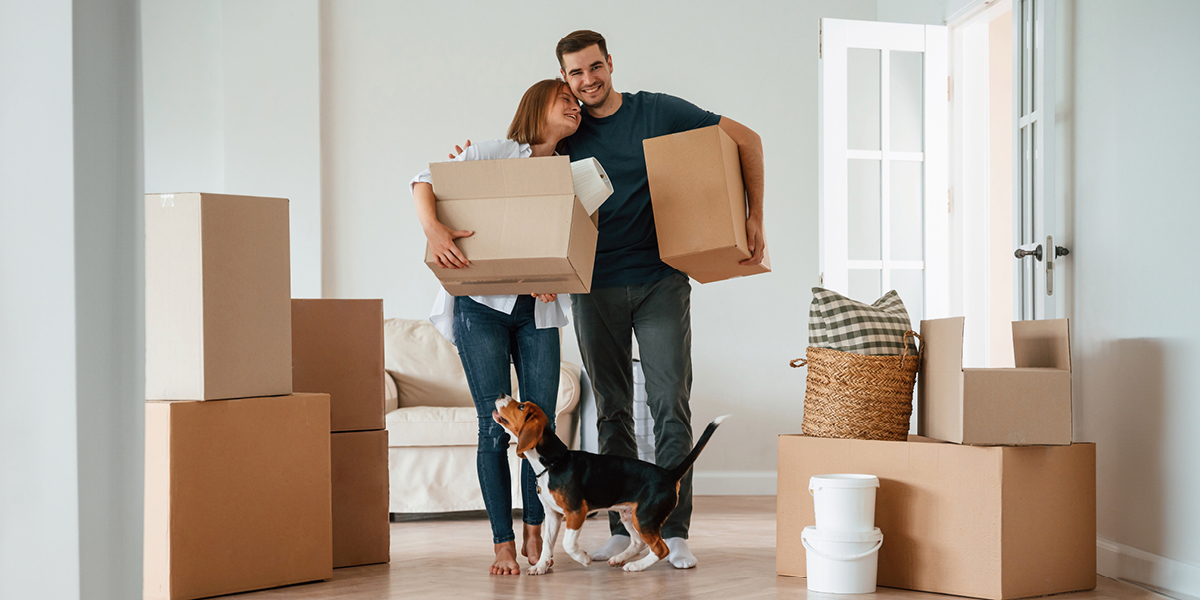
left=692, top=470, right=777, bottom=496
left=1097, top=537, right=1200, bottom=600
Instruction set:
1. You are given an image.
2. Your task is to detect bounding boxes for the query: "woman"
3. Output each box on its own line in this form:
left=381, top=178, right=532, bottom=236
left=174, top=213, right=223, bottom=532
left=410, top=78, right=581, bottom=575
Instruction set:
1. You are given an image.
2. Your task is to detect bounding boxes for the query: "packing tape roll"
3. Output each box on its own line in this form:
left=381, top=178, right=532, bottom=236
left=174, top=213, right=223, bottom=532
left=570, top=158, right=613, bottom=216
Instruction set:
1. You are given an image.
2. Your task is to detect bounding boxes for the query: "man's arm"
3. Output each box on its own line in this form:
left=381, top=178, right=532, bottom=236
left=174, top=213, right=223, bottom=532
left=718, top=116, right=766, bottom=266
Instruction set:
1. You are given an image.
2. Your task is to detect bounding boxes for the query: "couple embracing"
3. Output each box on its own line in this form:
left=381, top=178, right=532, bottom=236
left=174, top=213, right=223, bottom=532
left=410, top=30, right=767, bottom=575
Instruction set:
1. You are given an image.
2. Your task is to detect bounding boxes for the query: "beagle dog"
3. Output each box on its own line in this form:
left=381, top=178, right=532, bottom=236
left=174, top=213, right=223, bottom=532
left=492, top=395, right=728, bottom=574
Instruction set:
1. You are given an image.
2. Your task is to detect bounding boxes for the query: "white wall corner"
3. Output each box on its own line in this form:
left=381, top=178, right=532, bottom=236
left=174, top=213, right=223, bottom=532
left=1098, top=537, right=1200, bottom=600
left=693, top=471, right=777, bottom=496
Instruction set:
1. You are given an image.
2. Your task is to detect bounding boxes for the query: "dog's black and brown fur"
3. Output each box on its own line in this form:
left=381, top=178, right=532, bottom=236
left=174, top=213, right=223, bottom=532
left=492, top=395, right=727, bottom=574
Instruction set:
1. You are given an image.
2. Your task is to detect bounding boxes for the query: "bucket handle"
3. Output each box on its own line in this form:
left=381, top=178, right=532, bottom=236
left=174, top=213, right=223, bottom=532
left=801, top=535, right=883, bottom=562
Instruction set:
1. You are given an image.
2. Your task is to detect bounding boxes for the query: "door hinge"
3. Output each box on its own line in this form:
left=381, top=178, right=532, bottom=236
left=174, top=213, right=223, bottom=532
left=819, top=21, right=823, bottom=58
left=948, top=75, right=953, bottom=101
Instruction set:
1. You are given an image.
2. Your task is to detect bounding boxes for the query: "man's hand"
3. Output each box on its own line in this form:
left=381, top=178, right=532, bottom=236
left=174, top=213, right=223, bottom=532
left=740, top=215, right=767, bottom=266
left=425, top=221, right=474, bottom=268
left=448, top=139, right=472, bottom=159
left=532, top=293, right=557, bottom=303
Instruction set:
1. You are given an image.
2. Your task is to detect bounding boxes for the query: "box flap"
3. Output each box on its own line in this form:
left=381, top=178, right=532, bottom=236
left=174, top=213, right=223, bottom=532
left=918, top=317, right=967, bottom=442
left=430, top=156, right=573, bottom=200
left=1012, top=318, right=1071, bottom=371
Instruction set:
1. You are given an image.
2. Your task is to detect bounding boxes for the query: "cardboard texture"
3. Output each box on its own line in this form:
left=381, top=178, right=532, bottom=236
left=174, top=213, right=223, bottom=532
left=144, top=394, right=333, bottom=600
left=331, top=430, right=390, bottom=568
left=425, top=156, right=599, bottom=295
left=145, top=193, right=292, bottom=401
left=643, top=125, right=771, bottom=284
left=777, top=435, right=1096, bottom=600
left=292, top=299, right=386, bottom=432
left=918, top=317, right=1073, bottom=445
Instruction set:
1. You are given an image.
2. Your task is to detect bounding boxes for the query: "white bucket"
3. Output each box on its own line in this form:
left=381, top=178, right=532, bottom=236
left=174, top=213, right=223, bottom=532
left=809, top=474, right=879, bottom=532
left=802, top=526, right=883, bottom=594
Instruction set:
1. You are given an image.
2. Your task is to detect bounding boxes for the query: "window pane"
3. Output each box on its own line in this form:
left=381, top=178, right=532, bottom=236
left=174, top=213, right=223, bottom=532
left=849, top=269, right=882, bottom=303
left=890, top=269, right=924, bottom=323
left=890, top=160, right=923, bottom=261
left=848, top=159, right=881, bottom=260
left=890, top=51, right=924, bottom=153
left=848, top=48, right=881, bottom=151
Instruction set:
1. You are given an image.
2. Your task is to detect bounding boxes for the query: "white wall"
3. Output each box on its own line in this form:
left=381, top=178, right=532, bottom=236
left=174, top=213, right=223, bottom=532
left=320, top=0, right=876, bottom=492
left=879, top=0, right=1200, bottom=595
left=142, top=0, right=322, bottom=298
left=1, top=1, right=144, bottom=598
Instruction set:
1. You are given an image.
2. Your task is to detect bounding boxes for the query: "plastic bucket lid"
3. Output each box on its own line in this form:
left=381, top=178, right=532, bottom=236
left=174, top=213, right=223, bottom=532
left=802, top=526, right=883, bottom=543
left=809, top=474, right=880, bottom=490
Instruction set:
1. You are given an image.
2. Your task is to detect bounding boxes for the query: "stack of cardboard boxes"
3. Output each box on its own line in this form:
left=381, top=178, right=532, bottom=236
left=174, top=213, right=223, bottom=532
left=144, top=193, right=333, bottom=600
left=144, top=193, right=390, bottom=600
left=292, top=299, right=390, bottom=569
left=778, top=317, right=1096, bottom=600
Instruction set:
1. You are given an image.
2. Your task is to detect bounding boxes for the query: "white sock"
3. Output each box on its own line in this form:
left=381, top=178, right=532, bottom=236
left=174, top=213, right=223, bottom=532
left=665, top=537, right=697, bottom=569
left=590, top=534, right=630, bottom=561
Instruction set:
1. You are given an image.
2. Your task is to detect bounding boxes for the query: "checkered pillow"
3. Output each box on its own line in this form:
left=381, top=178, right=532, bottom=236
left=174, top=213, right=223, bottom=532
left=808, top=287, right=913, bottom=356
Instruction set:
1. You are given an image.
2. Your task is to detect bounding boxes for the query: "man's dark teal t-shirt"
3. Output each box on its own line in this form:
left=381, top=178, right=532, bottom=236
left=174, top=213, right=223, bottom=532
left=562, top=91, right=720, bottom=288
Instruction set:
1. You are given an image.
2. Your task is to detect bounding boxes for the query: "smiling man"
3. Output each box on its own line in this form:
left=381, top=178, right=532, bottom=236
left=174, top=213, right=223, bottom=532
left=555, top=30, right=766, bottom=569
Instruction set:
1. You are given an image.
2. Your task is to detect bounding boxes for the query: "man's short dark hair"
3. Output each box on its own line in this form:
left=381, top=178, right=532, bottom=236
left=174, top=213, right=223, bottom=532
left=556, top=30, right=607, bottom=68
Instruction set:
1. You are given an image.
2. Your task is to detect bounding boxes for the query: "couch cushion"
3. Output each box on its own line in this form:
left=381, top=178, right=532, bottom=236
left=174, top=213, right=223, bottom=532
left=386, top=405, right=494, bottom=448
left=384, top=318, right=474, bottom=408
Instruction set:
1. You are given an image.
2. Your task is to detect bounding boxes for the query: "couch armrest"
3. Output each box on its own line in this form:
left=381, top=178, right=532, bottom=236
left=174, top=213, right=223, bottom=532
left=385, top=371, right=399, bottom=413
left=555, top=361, right=582, bottom=419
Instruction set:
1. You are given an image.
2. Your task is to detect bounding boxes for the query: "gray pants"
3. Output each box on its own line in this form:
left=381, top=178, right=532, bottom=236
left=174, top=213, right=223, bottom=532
left=572, top=271, right=693, bottom=540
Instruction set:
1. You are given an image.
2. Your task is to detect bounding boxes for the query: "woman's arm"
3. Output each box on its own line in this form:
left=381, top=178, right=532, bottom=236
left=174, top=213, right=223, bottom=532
left=413, top=181, right=473, bottom=268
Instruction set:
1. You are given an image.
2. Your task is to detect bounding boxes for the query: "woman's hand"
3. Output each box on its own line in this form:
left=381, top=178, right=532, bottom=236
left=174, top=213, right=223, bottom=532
left=424, top=221, right=473, bottom=268
left=532, top=293, right=557, bottom=303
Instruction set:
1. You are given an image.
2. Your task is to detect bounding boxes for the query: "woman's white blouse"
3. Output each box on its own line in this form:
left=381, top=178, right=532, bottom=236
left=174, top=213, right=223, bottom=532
left=412, top=139, right=573, bottom=346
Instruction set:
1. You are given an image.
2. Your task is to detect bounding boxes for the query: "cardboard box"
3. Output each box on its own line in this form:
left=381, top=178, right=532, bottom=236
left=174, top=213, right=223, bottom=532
left=425, top=156, right=598, bottom=295
left=643, top=125, right=771, bottom=284
left=145, top=192, right=292, bottom=401
left=331, top=430, right=390, bottom=568
left=777, top=435, right=1096, bottom=600
left=144, top=393, right=332, bottom=600
left=292, top=299, right=386, bottom=432
left=919, top=317, right=1072, bottom=445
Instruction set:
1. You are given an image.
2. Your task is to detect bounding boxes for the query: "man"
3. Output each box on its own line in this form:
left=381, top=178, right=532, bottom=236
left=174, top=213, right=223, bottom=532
left=555, top=30, right=766, bottom=569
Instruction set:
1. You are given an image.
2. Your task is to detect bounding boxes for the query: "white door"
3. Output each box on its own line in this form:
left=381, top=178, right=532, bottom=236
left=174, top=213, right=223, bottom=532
left=819, top=18, right=949, bottom=322
left=1012, top=0, right=1064, bottom=320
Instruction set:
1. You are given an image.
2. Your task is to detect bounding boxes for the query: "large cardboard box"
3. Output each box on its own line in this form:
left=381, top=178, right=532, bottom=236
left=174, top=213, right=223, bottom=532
left=331, top=430, right=390, bottom=568
left=144, top=393, right=332, bottom=600
left=292, top=299, right=385, bottom=432
left=425, top=156, right=598, bottom=295
left=777, top=435, right=1096, bottom=600
left=145, top=192, right=292, bottom=401
left=919, top=317, right=1072, bottom=445
left=643, top=125, right=771, bottom=284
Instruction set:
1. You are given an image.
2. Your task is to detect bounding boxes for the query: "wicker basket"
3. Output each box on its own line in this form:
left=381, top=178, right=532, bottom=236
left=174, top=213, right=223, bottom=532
left=789, top=331, right=922, bottom=441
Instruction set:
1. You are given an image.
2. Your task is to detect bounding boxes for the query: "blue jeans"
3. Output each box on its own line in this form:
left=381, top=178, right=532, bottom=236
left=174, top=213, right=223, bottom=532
left=453, top=295, right=559, bottom=544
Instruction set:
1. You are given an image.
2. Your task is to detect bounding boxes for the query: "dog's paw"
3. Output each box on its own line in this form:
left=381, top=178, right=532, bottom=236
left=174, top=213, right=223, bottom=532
left=607, top=556, right=625, bottom=567
left=622, top=561, right=645, bottom=573
left=528, top=562, right=550, bottom=576
left=570, top=552, right=592, bottom=567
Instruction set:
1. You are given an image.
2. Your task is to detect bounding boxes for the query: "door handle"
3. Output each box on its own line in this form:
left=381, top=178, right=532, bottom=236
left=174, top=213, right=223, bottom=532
left=1014, top=244, right=1043, bottom=261
left=1045, top=235, right=1070, bottom=296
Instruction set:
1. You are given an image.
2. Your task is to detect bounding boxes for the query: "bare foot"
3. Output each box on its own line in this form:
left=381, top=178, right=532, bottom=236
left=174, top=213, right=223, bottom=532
left=490, top=541, right=521, bottom=575
left=523, top=523, right=552, bottom=567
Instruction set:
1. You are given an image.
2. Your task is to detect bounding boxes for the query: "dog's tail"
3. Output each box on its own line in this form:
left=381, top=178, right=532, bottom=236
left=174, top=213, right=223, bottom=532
left=668, top=415, right=730, bottom=482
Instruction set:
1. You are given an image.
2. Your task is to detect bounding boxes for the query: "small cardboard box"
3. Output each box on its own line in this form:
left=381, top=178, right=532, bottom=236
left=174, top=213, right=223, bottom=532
left=292, top=299, right=386, bottom=432
left=145, top=192, right=292, bottom=401
left=643, top=125, right=771, bottom=283
left=426, top=156, right=598, bottom=295
left=919, top=317, right=1072, bottom=445
left=331, top=430, right=390, bottom=568
left=144, top=394, right=332, bottom=600
left=777, top=435, right=1096, bottom=600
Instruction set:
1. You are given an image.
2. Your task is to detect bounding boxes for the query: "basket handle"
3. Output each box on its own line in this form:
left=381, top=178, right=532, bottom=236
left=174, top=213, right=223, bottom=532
left=898, top=331, right=923, bottom=370
left=790, top=358, right=808, bottom=368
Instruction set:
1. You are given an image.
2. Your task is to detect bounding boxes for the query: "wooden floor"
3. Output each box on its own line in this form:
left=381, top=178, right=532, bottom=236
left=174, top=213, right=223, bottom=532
left=227, top=496, right=1166, bottom=600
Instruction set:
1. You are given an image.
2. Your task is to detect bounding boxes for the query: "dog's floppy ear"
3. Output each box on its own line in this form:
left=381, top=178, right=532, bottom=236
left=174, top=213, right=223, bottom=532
left=515, top=407, right=545, bottom=458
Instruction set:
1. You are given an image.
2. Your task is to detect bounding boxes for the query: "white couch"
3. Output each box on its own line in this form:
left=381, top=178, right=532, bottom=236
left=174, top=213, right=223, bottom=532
left=383, top=317, right=581, bottom=514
